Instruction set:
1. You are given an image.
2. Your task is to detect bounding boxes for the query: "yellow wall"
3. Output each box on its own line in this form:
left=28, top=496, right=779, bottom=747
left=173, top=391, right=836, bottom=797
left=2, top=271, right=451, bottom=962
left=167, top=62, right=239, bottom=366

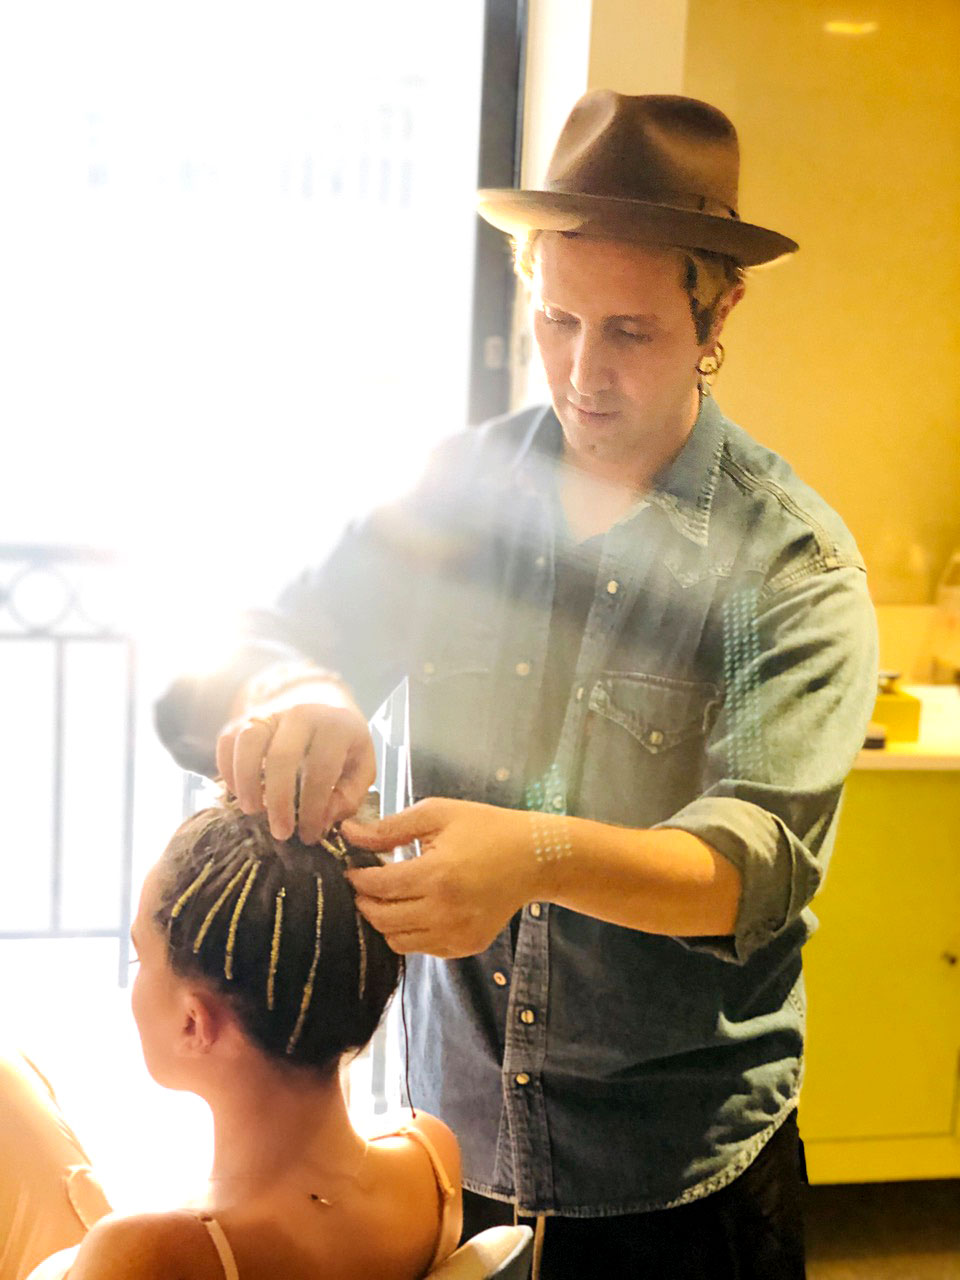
left=681, top=0, right=960, bottom=603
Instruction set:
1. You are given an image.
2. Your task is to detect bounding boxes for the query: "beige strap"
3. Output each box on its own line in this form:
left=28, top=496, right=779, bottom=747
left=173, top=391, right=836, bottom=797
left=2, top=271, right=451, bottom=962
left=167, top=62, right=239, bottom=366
left=197, top=1214, right=240, bottom=1280
left=382, top=1125, right=457, bottom=1270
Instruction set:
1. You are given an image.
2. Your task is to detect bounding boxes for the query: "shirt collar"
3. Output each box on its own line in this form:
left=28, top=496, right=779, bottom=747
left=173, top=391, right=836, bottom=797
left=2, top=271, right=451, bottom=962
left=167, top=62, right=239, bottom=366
left=511, top=396, right=726, bottom=548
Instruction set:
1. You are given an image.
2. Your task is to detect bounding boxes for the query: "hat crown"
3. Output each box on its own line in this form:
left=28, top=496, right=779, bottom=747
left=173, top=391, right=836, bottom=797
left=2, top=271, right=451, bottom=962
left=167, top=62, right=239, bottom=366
left=545, top=91, right=741, bottom=220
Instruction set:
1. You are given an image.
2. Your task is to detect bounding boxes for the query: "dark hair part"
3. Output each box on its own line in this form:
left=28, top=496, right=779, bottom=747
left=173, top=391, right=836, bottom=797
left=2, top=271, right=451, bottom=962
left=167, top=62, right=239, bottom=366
left=512, top=229, right=745, bottom=343
left=154, top=800, right=400, bottom=1077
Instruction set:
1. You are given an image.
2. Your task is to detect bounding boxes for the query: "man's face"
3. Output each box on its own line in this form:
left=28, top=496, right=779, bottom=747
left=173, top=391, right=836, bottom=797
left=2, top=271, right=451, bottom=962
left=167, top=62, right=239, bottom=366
left=531, top=233, right=723, bottom=482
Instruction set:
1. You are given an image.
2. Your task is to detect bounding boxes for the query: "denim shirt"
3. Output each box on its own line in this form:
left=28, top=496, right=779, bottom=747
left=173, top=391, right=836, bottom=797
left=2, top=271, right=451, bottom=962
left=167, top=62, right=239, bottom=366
left=156, top=395, right=878, bottom=1215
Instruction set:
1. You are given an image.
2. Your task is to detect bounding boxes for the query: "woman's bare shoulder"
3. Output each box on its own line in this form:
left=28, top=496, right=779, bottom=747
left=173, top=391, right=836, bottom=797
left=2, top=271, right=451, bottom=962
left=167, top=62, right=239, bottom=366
left=66, top=1209, right=218, bottom=1280
left=405, top=1110, right=462, bottom=1187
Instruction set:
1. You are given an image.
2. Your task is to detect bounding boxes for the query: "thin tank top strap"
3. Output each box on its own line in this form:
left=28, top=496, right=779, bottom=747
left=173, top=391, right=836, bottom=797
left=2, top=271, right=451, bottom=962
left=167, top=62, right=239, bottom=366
left=378, top=1124, right=457, bottom=1271
left=195, top=1213, right=240, bottom=1280
left=392, top=1125, right=457, bottom=1203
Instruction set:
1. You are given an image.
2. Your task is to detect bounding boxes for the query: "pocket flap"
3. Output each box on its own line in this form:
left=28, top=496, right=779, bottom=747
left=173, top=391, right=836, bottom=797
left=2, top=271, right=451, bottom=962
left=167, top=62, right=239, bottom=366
left=588, top=673, right=719, bottom=753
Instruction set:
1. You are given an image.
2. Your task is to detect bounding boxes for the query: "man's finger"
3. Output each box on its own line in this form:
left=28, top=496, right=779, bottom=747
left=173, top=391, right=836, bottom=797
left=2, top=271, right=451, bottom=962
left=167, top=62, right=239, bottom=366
left=261, top=716, right=315, bottom=840
left=342, top=802, right=437, bottom=852
left=382, top=928, right=447, bottom=957
left=354, top=893, right=428, bottom=935
left=233, top=720, right=278, bottom=813
left=297, top=729, right=353, bottom=842
left=346, top=856, right=430, bottom=901
left=216, top=728, right=239, bottom=794
left=321, top=743, right=378, bottom=829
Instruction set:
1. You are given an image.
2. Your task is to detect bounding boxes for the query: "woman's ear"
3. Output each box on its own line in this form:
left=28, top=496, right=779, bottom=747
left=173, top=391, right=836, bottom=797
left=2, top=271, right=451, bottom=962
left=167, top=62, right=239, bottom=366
left=178, top=989, right=224, bottom=1057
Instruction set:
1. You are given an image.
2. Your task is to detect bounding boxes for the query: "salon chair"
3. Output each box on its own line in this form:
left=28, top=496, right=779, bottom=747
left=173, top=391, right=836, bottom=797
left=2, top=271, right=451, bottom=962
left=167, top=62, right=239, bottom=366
left=426, top=1225, right=534, bottom=1279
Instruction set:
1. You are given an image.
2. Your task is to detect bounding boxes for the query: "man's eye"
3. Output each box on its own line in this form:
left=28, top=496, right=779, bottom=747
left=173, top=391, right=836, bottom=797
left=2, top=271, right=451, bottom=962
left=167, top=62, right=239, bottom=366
left=618, top=329, right=653, bottom=343
left=542, top=308, right=575, bottom=325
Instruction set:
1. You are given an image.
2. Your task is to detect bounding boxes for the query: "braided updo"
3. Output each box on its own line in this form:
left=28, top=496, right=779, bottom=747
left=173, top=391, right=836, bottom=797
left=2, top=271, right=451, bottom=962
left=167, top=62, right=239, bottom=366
left=153, top=798, right=400, bottom=1077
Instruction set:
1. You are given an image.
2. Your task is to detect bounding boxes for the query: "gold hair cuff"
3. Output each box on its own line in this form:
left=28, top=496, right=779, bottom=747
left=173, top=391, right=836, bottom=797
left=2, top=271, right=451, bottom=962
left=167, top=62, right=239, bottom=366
left=286, top=875, right=324, bottom=1054
left=192, top=862, right=251, bottom=955
left=267, top=887, right=285, bottom=1011
left=356, top=912, right=368, bottom=1002
left=225, top=860, right=261, bottom=980
left=170, top=858, right=215, bottom=920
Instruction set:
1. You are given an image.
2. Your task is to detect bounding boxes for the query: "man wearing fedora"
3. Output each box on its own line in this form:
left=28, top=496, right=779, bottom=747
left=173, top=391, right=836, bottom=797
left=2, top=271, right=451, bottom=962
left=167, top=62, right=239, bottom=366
left=157, top=92, right=876, bottom=1276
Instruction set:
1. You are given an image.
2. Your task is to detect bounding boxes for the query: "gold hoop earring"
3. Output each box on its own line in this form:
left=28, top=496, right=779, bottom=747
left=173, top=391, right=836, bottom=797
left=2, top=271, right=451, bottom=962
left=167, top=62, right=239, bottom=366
left=696, top=341, right=725, bottom=381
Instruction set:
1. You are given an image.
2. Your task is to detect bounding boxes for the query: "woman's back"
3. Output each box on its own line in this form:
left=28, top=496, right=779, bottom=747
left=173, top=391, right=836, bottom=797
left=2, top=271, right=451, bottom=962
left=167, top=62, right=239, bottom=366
left=52, top=1114, right=460, bottom=1280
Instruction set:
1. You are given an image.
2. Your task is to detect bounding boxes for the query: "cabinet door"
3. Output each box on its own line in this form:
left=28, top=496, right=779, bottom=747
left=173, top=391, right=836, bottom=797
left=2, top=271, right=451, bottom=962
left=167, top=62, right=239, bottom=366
left=801, top=770, right=960, bottom=1142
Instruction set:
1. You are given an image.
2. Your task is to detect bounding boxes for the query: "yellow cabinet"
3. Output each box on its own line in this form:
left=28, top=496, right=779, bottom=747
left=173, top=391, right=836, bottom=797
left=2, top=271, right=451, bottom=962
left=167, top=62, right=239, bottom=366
left=801, top=760, right=960, bottom=1183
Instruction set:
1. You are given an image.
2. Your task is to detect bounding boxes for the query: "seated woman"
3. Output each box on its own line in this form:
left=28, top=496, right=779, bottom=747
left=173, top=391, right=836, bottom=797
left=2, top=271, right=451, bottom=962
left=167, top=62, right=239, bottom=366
left=6, top=798, right=462, bottom=1280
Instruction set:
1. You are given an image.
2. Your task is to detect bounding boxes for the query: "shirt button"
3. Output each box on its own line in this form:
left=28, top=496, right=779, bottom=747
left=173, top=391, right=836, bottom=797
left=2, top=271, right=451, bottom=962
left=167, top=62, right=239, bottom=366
left=494, top=766, right=511, bottom=783
left=515, top=661, right=531, bottom=677
left=551, top=797, right=564, bottom=812
left=520, top=1009, right=536, bottom=1025
left=529, top=903, right=542, bottom=918
left=422, top=661, right=435, bottom=676
left=648, top=729, right=664, bottom=746
left=575, top=685, right=584, bottom=701
left=514, top=1072, right=531, bottom=1086
left=493, top=971, right=508, bottom=987
left=606, top=579, right=620, bottom=595
left=535, top=555, right=546, bottom=568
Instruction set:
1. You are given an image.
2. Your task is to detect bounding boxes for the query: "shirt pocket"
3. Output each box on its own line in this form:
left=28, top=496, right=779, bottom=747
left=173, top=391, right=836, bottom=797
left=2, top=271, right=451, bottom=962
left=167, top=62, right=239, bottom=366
left=579, top=672, right=720, bottom=827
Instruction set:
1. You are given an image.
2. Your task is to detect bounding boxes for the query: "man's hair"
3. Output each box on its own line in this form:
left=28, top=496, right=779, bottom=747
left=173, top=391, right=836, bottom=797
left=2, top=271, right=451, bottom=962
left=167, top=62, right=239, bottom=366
left=154, top=799, right=400, bottom=1076
left=513, top=230, right=745, bottom=344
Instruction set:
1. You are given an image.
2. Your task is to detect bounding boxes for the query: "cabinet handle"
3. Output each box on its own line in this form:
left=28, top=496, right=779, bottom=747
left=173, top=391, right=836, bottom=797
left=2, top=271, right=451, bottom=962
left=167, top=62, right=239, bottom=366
left=942, top=952, right=958, bottom=966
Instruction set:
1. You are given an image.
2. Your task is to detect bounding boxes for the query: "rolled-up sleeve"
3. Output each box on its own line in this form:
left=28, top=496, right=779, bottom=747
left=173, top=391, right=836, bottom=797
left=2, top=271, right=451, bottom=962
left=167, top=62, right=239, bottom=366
left=659, top=561, right=878, bottom=963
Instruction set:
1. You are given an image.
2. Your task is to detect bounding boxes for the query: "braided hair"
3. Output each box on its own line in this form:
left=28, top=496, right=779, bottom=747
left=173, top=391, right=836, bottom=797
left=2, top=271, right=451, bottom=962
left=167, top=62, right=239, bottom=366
left=153, top=797, right=400, bottom=1076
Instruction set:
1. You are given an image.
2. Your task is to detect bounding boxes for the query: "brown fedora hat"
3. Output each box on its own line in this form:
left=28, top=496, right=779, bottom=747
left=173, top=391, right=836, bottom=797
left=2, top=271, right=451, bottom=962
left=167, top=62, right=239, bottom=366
left=477, top=90, right=797, bottom=267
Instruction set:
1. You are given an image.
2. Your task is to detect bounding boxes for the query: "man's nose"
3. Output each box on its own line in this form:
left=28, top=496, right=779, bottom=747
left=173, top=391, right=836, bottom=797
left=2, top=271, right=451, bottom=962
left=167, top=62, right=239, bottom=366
left=569, top=332, right=613, bottom=397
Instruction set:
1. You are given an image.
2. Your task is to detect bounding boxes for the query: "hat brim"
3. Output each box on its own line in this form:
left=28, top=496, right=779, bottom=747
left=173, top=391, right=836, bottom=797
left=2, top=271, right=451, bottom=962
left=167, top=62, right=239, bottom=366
left=476, top=189, right=797, bottom=267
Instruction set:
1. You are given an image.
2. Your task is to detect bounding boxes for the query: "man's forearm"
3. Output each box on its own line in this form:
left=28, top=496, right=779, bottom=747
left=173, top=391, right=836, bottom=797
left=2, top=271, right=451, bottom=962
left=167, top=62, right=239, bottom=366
left=527, top=813, right=742, bottom=938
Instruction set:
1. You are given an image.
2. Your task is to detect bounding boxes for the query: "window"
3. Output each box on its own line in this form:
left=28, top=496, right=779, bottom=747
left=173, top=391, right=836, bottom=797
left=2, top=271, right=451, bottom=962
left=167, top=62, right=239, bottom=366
left=1, top=0, right=524, bottom=1207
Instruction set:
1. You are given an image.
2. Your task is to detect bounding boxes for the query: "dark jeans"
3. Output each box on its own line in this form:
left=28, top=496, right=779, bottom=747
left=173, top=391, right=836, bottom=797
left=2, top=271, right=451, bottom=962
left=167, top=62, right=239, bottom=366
left=460, top=1112, right=807, bottom=1279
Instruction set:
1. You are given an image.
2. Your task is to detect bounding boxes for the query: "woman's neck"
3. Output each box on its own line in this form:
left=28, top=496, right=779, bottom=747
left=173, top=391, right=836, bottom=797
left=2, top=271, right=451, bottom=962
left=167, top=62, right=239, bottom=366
left=202, top=1058, right=365, bottom=1210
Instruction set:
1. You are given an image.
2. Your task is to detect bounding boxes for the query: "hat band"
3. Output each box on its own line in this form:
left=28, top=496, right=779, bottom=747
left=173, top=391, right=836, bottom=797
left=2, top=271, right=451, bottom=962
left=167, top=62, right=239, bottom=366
left=545, top=180, right=739, bottom=222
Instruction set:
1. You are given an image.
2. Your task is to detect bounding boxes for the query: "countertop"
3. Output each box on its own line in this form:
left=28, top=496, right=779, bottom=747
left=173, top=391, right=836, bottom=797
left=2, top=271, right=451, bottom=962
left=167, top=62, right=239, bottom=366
left=854, top=684, right=960, bottom=770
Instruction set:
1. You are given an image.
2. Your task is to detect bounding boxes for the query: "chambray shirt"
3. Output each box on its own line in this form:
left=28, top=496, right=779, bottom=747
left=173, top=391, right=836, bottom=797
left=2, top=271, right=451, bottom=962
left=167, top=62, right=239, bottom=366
left=156, top=395, right=878, bottom=1216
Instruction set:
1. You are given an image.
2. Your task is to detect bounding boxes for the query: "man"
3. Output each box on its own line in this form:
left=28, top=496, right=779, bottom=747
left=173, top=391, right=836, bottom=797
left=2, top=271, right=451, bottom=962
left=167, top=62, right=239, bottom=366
left=157, top=92, right=877, bottom=1276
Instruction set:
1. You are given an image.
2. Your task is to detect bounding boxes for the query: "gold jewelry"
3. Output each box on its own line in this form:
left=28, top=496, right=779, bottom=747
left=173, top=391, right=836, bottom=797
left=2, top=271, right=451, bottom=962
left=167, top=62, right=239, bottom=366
left=247, top=712, right=282, bottom=736
left=286, top=875, right=324, bottom=1054
left=267, top=887, right=285, bottom=1010
left=170, top=857, right=215, bottom=920
left=225, top=860, right=260, bottom=979
left=193, top=862, right=250, bottom=955
left=696, top=341, right=725, bottom=381
left=307, top=1141, right=369, bottom=1207
left=529, top=811, right=573, bottom=863
left=319, top=830, right=349, bottom=861
left=356, top=913, right=368, bottom=1001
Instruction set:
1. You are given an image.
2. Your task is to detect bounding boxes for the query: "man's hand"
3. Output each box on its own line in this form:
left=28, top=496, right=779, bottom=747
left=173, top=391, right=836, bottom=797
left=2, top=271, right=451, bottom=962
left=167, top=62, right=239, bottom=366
left=343, top=799, right=536, bottom=958
left=216, top=702, right=377, bottom=844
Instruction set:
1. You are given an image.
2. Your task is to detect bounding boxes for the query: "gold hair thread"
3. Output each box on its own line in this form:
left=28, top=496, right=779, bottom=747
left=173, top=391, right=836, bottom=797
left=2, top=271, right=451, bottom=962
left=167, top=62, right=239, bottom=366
left=356, top=912, right=368, bottom=1002
left=319, top=831, right=349, bottom=862
left=192, top=862, right=250, bottom=955
left=286, top=875, right=324, bottom=1054
left=267, top=887, right=285, bottom=1011
left=170, top=858, right=215, bottom=920
left=225, top=860, right=260, bottom=980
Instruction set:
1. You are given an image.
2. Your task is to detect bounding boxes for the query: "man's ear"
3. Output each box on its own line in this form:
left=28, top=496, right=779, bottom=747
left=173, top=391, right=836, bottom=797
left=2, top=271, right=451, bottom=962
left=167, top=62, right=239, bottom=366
left=179, top=989, right=223, bottom=1057
left=710, top=281, right=746, bottom=342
